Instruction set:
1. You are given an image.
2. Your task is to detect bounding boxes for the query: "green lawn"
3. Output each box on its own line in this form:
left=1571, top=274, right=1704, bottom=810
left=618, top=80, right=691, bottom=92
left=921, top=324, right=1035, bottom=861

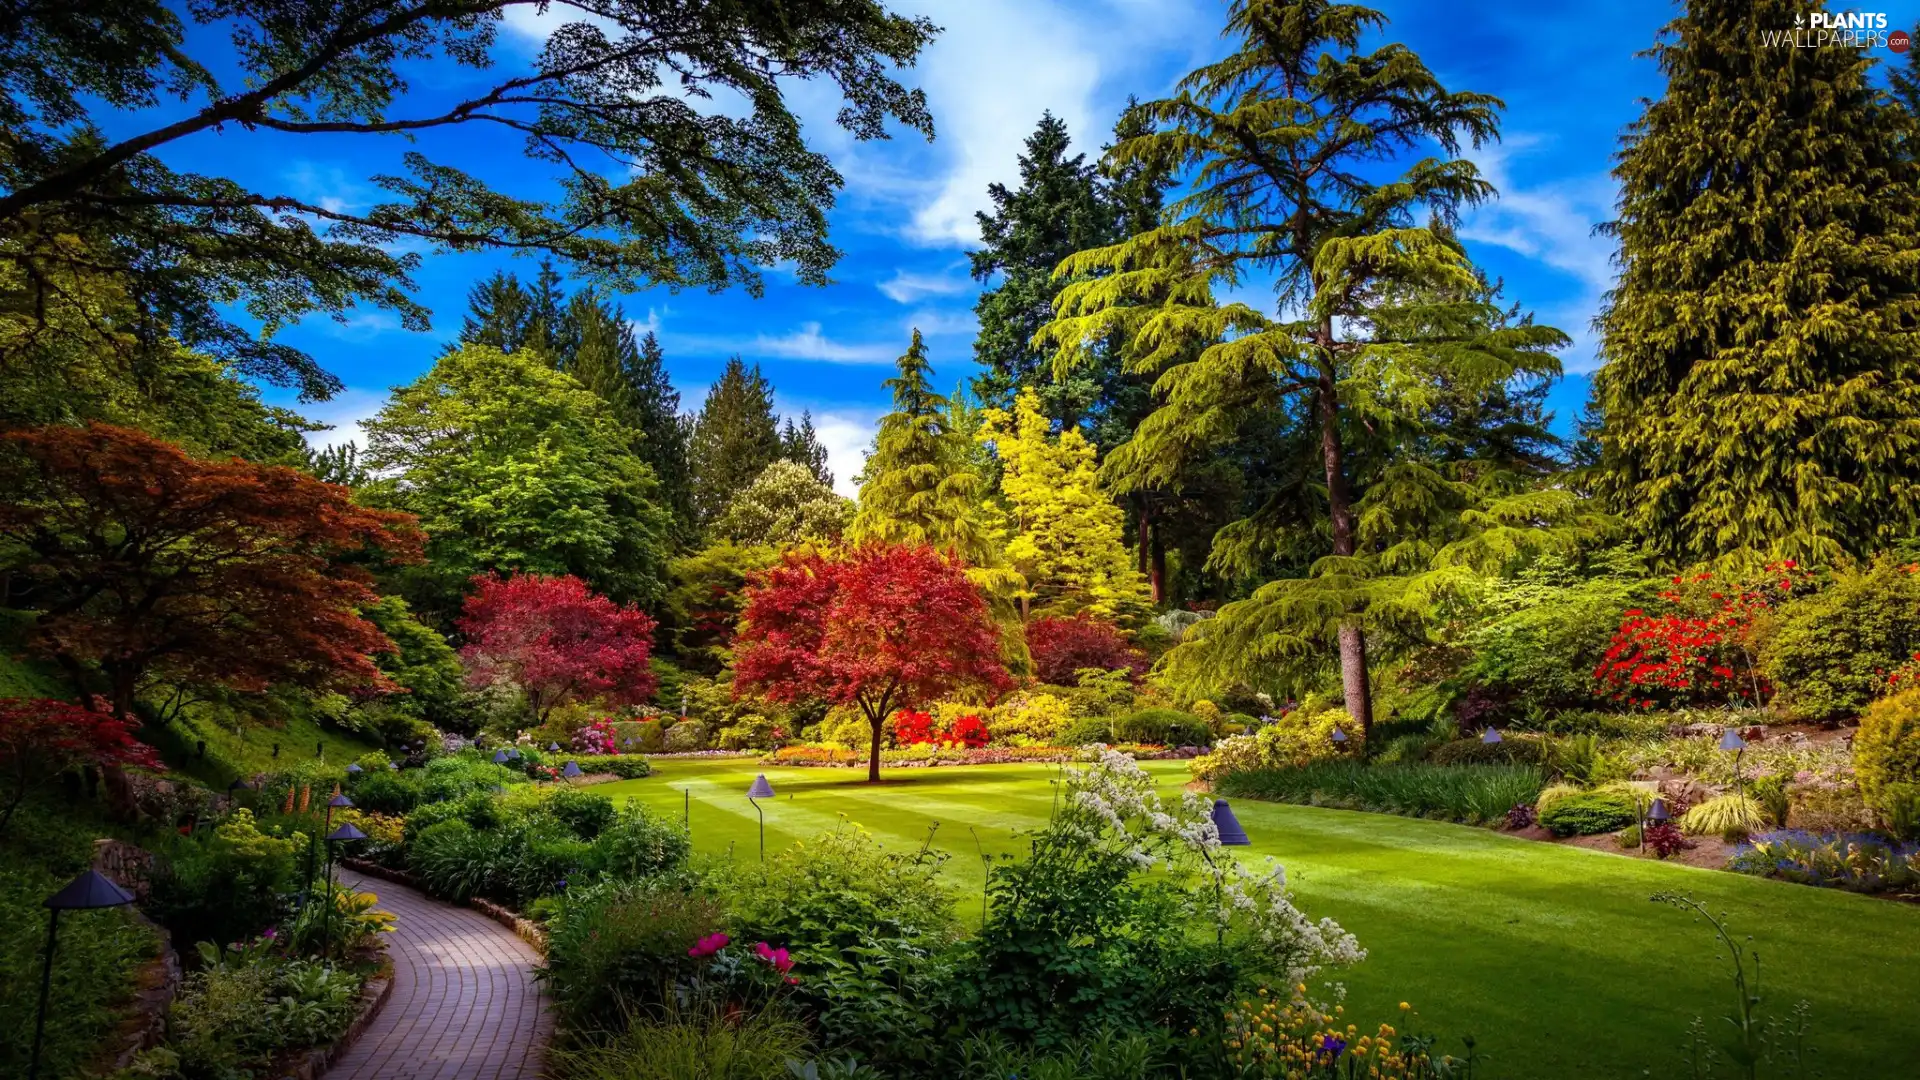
left=596, top=758, right=1920, bottom=1080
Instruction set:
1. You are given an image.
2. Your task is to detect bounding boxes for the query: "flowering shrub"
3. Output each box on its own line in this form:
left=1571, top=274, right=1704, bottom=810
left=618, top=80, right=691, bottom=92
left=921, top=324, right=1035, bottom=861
left=985, top=691, right=1072, bottom=745
left=1224, top=991, right=1471, bottom=1079
left=891, top=708, right=990, bottom=748
left=572, top=719, right=621, bottom=756
left=1730, top=830, right=1920, bottom=893
left=1190, top=701, right=1356, bottom=783
left=1592, top=563, right=1809, bottom=709
left=765, top=743, right=1184, bottom=768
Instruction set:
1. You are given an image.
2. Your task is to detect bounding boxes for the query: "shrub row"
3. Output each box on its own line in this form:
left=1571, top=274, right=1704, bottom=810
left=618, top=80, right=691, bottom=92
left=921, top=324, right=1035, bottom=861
left=1212, top=762, right=1546, bottom=826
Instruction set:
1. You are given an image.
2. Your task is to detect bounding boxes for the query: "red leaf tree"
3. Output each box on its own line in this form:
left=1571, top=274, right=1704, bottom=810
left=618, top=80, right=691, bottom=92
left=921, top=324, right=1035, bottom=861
left=457, top=572, right=658, bottom=723
left=1025, top=615, right=1149, bottom=686
left=0, top=423, right=424, bottom=721
left=0, top=698, right=164, bottom=834
left=734, top=544, right=1011, bottom=781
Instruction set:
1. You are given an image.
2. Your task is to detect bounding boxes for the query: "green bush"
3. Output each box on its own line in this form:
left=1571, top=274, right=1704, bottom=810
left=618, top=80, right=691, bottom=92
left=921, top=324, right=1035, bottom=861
left=1458, top=551, right=1657, bottom=716
left=664, top=720, right=710, bottom=752
left=582, top=805, right=691, bottom=881
left=1110, top=707, right=1210, bottom=746
left=628, top=719, right=668, bottom=753
left=550, top=1003, right=809, bottom=1080
left=540, top=879, right=728, bottom=1029
left=149, top=809, right=301, bottom=945
left=1190, top=702, right=1355, bottom=782
left=1213, top=762, right=1545, bottom=826
left=567, top=754, right=654, bottom=778
left=545, top=787, right=618, bottom=839
left=1372, top=733, right=1444, bottom=764
left=1855, top=688, right=1920, bottom=817
left=1537, top=790, right=1639, bottom=836
left=1761, top=555, right=1920, bottom=720
left=0, top=863, right=156, bottom=1079
left=1057, top=714, right=1113, bottom=746
left=408, top=820, right=494, bottom=903
left=146, top=955, right=361, bottom=1077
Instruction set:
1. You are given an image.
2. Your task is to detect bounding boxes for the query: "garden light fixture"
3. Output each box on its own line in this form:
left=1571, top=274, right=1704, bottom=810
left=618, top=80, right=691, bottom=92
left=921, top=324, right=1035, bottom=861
left=346, top=762, right=362, bottom=775
left=1721, top=728, right=1748, bottom=802
left=562, top=761, right=583, bottom=779
left=388, top=762, right=398, bottom=771
left=1211, top=799, right=1251, bottom=846
left=507, top=748, right=520, bottom=760
left=493, top=749, right=510, bottom=764
left=1648, top=798, right=1669, bottom=823
left=1481, top=727, right=1502, bottom=744
left=31, top=871, right=134, bottom=1080
left=322, top=824, right=367, bottom=958
left=747, top=774, right=775, bottom=860
left=548, top=742, right=561, bottom=752
left=1330, top=727, right=1348, bottom=745
left=328, top=793, right=353, bottom=809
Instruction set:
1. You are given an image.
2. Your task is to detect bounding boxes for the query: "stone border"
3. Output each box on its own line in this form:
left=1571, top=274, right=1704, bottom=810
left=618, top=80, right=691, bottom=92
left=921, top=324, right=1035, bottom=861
left=103, top=913, right=180, bottom=1072
left=343, top=857, right=548, bottom=956
left=274, top=947, right=393, bottom=1080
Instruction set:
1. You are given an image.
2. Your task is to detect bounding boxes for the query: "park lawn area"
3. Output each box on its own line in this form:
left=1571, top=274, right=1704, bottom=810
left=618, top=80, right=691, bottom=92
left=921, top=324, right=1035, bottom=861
left=596, top=758, right=1920, bottom=1080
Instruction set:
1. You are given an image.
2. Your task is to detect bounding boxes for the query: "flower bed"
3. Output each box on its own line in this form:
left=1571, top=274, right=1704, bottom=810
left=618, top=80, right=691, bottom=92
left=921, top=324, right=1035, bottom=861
left=763, top=743, right=1200, bottom=768
left=1729, top=829, right=1920, bottom=892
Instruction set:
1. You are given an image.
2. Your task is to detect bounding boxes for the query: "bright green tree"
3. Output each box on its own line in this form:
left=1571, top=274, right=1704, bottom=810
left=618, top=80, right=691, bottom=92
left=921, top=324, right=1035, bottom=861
left=981, top=387, right=1151, bottom=622
left=689, top=357, right=783, bottom=527
left=714, top=459, right=852, bottom=548
left=1038, top=0, right=1570, bottom=729
left=1593, top=0, right=1920, bottom=563
left=362, top=345, right=671, bottom=620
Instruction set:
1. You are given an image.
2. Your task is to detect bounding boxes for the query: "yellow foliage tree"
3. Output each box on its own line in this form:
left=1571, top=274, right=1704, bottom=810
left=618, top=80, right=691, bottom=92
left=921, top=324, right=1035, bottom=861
left=981, top=387, right=1152, bottom=623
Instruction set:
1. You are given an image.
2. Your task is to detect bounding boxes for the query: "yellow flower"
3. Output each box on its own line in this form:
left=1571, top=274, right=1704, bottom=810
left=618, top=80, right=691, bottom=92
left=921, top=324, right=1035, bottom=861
left=1399, top=1001, right=1411, bottom=1011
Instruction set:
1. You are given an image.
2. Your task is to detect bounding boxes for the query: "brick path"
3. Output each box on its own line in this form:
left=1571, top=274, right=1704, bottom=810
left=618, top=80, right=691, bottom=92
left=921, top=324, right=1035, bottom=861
left=326, top=874, right=550, bottom=1080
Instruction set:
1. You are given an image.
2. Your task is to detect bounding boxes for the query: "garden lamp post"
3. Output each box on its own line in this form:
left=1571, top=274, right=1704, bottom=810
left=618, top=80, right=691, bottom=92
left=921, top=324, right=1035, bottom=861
left=304, top=793, right=352, bottom=905
left=493, top=749, right=510, bottom=764
left=562, top=761, right=583, bottom=781
left=747, top=775, right=775, bottom=860
left=388, top=762, right=398, bottom=771
left=1330, top=727, right=1348, bottom=750
left=322, top=823, right=366, bottom=959
left=1481, top=727, right=1503, bottom=745
left=1720, top=728, right=1748, bottom=803
left=1645, top=797, right=1670, bottom=853
left=547, top=742, right=561, bottom=753
left=30, top=871, right=135, bottom=1080
left=507, top=748, right=520, bottom=760
left=1211, top=799, right=1251, bottom=846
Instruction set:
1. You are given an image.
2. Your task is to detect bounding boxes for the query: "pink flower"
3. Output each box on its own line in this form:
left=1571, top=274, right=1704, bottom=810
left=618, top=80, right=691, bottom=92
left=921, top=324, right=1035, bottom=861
left=687, top=932, right=730, bottom=959
left=753, top=941, right=794, bottom=974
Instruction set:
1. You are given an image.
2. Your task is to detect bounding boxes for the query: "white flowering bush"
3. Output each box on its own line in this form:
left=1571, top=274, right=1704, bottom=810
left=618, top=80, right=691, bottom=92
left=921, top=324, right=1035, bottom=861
left=945, top=749, right=1362, bottom=1044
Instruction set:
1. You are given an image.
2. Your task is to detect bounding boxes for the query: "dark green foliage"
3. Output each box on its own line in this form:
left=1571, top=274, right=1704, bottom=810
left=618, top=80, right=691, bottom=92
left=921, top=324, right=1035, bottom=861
left=689, top=358, right=784, bottom=526
left=1538, top=791, right=1640, bottom=837
left=1430, top=737, right=1545, bottom=767
left=1457, top=552, right=1657, bottom=718
left=540, top=879, right=728, bottom=1029
left=567, top=755, right=655, bottom=780
left=1109, top=708, right=1211, bottom=747
left=580, top=805, right=691, bottom=881
left=1058, top=714, right=1113, bottom=747
left=969, top=112, right=1116, bottom=428
left=1761, top=556, right=1920, bottom=720
left=149, top=811, right=302, bottom=947
left=409, top=818, right=589, bottom=907
left=1215, top=762, right=1545, bottom=826
left=153, top=957, right=362, bottom=1078
left=545, top=788, right=618, bottom=840
left=662, top=542, right=781, bottom=674
left=1594, top=0, right=1920, bottom=562
left=0, top=0, right=937, bottom=398
left=358, top=595, right=465, bottom=730
left=781, top=412, right=834, bottom=488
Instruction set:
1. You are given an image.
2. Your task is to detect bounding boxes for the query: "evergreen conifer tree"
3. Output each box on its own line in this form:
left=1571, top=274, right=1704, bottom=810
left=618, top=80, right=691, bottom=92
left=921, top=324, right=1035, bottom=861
left=780, top=412, right=834, bottom=488
left=1038, top=0, right=1571, bottom=729
left=457, top=271, right=535, bottom=354
left=628, top=331, right=697, bottom=541
left=689, top=357, right=782, bottom=526
left=1594, top=1, right=1920, bottom=562
left=969, top=113, right=1115, bottom=428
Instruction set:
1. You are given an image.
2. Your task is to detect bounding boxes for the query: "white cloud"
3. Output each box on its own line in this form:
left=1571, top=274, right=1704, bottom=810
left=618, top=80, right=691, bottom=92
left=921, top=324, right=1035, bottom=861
left=1459, top=136, right=1620, bottom=372
left=321, top=311, right=403, bottom=341
left=878, top=266, right=974, bottom=303
left=901, top=307, right=976, bottom=337
left=666, top=321, right=900, bottom=365
left=300, top=387, right=390, bottom=452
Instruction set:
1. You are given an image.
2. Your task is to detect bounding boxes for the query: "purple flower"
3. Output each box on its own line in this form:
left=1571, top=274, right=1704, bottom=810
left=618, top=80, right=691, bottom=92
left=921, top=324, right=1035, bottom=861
left=1320, top=1034, right=1347, bottom=1059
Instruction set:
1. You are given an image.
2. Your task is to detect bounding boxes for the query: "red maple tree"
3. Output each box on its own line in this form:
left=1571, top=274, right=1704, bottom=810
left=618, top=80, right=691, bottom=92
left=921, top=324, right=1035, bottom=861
left=1025, top=615, right=1149, bottom=686
left=0, top=697, right=164, bottom=834
left=733, top=544, right=1011, bottom=781
left=0, top=423, right=424, bottom=721
left=457, top=572, right=658, bottom=722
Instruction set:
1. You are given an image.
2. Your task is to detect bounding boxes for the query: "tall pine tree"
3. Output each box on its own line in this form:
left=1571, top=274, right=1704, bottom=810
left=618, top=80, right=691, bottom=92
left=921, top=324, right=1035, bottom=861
left=780, top=412, right=833, bottom=488
left=969, top=113, right=1115, bottom=428
left=1038, top=0, right=1571, bottom=729
left=1594, top=1, right=1920, bottom=563
left=689, top=357, right=782, bottom=526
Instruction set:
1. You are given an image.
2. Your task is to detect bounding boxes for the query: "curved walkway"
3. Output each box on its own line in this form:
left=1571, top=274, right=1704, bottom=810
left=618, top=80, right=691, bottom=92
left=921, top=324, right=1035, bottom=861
left=328, top=874, right=550, bottom=1080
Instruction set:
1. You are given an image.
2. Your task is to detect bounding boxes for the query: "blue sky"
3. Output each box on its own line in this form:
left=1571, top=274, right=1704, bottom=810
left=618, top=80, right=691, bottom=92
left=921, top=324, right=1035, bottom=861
left=143, top=1, right=1906, bottom=492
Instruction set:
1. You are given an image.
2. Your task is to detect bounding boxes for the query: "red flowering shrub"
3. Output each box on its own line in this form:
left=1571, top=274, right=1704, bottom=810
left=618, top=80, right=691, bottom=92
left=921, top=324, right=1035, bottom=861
left=891, top=709, right=989, bottom=748
left=1025, top=616, right=1148, bottom=686
left=947, top=714, right=989, bottom=748
left=459, top=572, right=658, bottom=722
left=893, top=709, right=937, bottom=745
left=1593, top=563, right=1811, bottom=709
left=573, top=719, right=621, bottom=755
left=1, top=698, right=164, bottom=833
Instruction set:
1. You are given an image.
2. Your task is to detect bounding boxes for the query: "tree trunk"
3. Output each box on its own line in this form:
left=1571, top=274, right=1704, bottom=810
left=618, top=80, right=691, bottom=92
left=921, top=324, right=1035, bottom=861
left=866, top=712, right=884, bottom=783
left=1135, top=496, right=1166, bottom=604
left=1315, top=365, right=1374, bottom=733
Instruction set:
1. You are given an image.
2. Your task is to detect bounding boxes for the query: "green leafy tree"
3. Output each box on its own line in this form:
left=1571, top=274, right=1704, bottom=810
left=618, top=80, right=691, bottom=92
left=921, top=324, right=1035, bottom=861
left=0, top=0, right=936, bottom=399
left=362, top=345, right=672, bottom=619
left=714, top=460, right=852, bottom=548
left=359, top=594, right=466, bottom=730
left=689, top=357, right=783, bottom=526
left=661, top=541, right=780, bottom=675
left=1594, top=0, right=1920, bottom=563
left=1038, top=0, right=1571, bottom=729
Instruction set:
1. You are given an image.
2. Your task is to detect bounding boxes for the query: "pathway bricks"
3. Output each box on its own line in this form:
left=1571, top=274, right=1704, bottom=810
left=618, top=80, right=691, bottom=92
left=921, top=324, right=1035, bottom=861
left=326, top=874, right=550, bottom=1080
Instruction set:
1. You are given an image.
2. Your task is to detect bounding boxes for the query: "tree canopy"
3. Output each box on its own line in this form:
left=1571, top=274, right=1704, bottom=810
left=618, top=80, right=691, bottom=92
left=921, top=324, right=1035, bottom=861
left=457, top=572, right=658, bottom=724
left=690, top=356, right=785, bottom=527
left=0, top=0, right=937, bottom=399
left=714, top=459, right=853, bottom=548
